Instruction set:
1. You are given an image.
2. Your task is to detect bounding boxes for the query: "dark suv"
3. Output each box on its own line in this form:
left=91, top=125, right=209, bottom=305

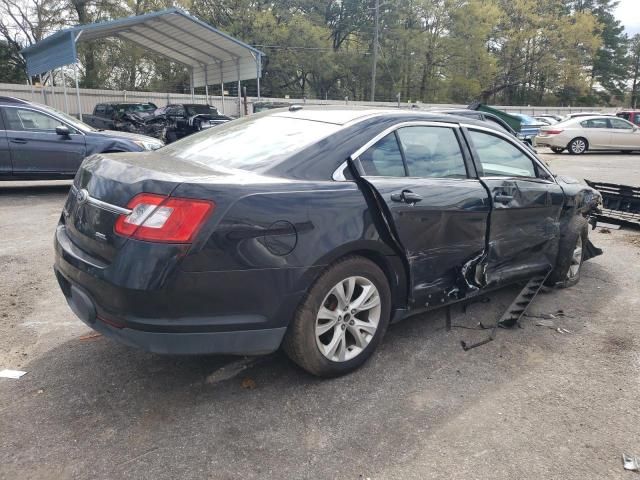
left=0, top=97, right=163, bottom=181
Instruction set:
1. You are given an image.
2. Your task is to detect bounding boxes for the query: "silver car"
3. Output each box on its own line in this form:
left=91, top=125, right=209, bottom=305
left=535, top=115, right=640, bottom=154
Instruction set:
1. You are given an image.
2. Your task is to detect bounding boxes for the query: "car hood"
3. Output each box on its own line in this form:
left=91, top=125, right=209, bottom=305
left=89, top=129, right=161, bottom=143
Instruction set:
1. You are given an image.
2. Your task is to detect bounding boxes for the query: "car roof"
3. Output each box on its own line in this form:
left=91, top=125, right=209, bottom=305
left=266, top=105, right=500, bottom=131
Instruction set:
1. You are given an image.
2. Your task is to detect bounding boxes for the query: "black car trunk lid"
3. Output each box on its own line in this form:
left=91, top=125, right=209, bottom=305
left=62, top=152, right=202, bottom=263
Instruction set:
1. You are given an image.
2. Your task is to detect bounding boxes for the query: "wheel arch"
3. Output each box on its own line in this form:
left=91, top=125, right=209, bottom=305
left=305, top=241, right=410, bottom=316
left=567, top=136, right=589, bottom=153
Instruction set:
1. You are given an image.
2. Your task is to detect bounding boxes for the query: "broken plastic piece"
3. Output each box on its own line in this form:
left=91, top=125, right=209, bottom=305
left=623, top=454, right=640, bottom=471
left=586, top=180, right=640, bottom=227
left=0, top=369, right=27, bottom=379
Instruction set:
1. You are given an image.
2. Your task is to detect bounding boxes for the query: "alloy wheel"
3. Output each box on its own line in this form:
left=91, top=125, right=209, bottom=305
left=315, top=276, right=381, bottom=362
left=570, top=139, right=587, bottom=154
left=567, top=235, right=583, bottom=279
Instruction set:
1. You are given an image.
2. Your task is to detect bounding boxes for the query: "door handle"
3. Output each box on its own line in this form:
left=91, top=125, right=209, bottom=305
left=391, top=190, right=423, bottom=204
left=494, top=193, right=514, bottom=204
left=10, top=138, right=27, bottom=144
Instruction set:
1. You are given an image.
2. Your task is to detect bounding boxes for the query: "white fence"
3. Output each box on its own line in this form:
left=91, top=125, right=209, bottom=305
left=0, top=82, right=612, bottom=117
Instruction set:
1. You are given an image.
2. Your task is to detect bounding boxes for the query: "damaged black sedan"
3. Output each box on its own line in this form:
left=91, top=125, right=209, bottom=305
left=53, top=107, right=602, bottom=377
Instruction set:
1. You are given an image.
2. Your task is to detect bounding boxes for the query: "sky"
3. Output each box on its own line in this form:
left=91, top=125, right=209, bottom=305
left=615, top=0, right=640, bottom=36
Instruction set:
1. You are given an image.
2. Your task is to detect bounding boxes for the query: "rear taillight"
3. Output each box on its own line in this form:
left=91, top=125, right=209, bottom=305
left=114, top=193, right=214, bottom=243
left=543, top=129, right=564, bottom=135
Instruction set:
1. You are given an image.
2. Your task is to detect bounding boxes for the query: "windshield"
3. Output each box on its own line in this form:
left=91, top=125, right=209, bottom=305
left=162, top=115, right=341, bottom=171
left=185, top=105, right=218, bottom=116
left=117, top=103, right=156, bottom=114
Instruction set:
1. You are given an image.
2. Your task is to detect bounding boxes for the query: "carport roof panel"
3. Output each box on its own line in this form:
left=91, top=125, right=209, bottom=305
left=21, top=8, right=264, bottom=81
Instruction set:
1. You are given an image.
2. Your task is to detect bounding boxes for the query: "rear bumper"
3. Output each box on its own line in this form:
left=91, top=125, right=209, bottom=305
left=53, top=225, right=318, bottom=355
left=55, top=265, right=287, bottom=355
left=534, top=136, right=565, bottom=148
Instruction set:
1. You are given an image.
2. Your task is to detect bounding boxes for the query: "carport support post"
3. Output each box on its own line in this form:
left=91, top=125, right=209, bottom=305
left=190, top=68, right=195, bottom=102
left=39, top=75, right=46, bottom=105
left=49, top=71, right=55, bottom=108
left=220, top=69, right=225, bottom=114
left=236, top=60, right=241, bottom=117
left=204, top=65, right=209, bottom=104
left=74, top=63, right=83, bottom=121
left=27, top=77, right=35, bottom=102
left=61, top=68, right=70, bottom=114
left=255, top=53, right=261, bottom=100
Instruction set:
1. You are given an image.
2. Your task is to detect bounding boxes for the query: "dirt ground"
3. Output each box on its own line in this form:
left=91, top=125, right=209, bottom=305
left=1, top=151, right=640, bottom=480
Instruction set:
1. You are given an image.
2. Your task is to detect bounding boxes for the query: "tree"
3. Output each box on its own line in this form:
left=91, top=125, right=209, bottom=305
left=630, top=34, right=640, bottom=108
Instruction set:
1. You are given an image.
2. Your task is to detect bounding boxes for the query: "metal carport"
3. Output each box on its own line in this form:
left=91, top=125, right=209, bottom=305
left=20, top=7, right=265, bottom=119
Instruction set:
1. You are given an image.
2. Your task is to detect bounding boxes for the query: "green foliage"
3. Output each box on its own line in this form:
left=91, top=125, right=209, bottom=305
left=0, top=40, right=25, bottom=83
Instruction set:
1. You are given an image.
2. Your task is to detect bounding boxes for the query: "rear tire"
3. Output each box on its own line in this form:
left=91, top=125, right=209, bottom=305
left=546, top=217, right=588, bottom=288
left=568, top=137, right=588, bottom=155
left=551, top=147, right=564, bottom=154
left=283, top=256, right=391, bottom=377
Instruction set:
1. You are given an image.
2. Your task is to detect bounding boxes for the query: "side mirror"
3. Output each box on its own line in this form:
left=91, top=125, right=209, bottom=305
left=56, top=125, right=70, bottom=136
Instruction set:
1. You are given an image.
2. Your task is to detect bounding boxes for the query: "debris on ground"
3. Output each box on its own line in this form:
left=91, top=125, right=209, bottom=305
left=535, top=320, right=556, bottom=328
left=241, top=377, right=257, bottom=389
left=0, top=369, right=27, bottom=379
left=526, top=309, right=567, bottom=320
left=623, top=453, right=640, bottom=471
left=586, top=180, right=640, bottom=228
left=205, top=358, right=258, bottom=385
left=79, top=332, right=102, bottom=341
left=596, top=222, right=621, bottom=231
left=599, top=228, right=612, bottom=234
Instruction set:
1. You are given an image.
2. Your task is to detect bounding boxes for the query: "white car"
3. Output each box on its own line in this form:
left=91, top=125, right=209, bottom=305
left=535, top=115, right=640, bottom=154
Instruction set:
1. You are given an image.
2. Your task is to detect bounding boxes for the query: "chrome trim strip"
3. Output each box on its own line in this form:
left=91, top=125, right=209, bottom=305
left=70, top=185, right=132, bottom=215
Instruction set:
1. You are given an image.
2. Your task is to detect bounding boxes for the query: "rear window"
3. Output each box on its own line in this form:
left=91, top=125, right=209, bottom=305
left=162, top=115, right=341, bottom=171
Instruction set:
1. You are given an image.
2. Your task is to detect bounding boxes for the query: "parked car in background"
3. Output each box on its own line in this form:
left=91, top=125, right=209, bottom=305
left=535, top=115, right=640, bottom=154
left=0, top=96, right=163, bottom=180
left=434, top=109, right=536, bottom=151
left=536, top=114, right=563, bottom=123
left=153, top=104, right=232, bottom=143
left=563, top=112, right=609, bottom=120
left=54, top=106, right=602, bottom=377
left=616, top=110, right=640, bottom=126
left=509, top=113, right=545, bottom=144
left=83, top=102, right=158, bottom=130
left=534, top=116, right=559, bottom=125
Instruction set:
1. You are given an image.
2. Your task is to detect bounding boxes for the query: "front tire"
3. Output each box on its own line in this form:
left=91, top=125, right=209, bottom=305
left=568, top=137, right=588, bottom=155
left=283, top=256, right=391, bottom=377
left=546, top=217, right=587, bottom=288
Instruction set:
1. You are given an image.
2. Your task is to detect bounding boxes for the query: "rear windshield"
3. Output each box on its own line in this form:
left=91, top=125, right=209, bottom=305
left=185, top=105, right=218, bottom=116
left=117, top=103, right=156, bottom=113
left=162, top=115, right=341, bottom=171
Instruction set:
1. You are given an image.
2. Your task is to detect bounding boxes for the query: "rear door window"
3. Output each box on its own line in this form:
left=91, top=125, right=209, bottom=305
left=580, top=118, right=609, bottom=129
left=358, top=133, right=406, bottom=177
left=469, top=130, right=537, bottom=178
left=396, top=126, right=467, bottom=178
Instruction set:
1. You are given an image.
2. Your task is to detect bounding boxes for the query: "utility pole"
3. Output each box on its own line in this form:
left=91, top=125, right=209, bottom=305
left=370, top=0, right=379, bottom=102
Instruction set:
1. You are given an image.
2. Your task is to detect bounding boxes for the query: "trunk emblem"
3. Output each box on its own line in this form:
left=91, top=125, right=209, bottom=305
left=76, top=189, right=90, bottom=205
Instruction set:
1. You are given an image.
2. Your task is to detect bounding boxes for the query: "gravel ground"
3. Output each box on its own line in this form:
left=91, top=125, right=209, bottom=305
left=1, top=151, right=640, bottom=479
